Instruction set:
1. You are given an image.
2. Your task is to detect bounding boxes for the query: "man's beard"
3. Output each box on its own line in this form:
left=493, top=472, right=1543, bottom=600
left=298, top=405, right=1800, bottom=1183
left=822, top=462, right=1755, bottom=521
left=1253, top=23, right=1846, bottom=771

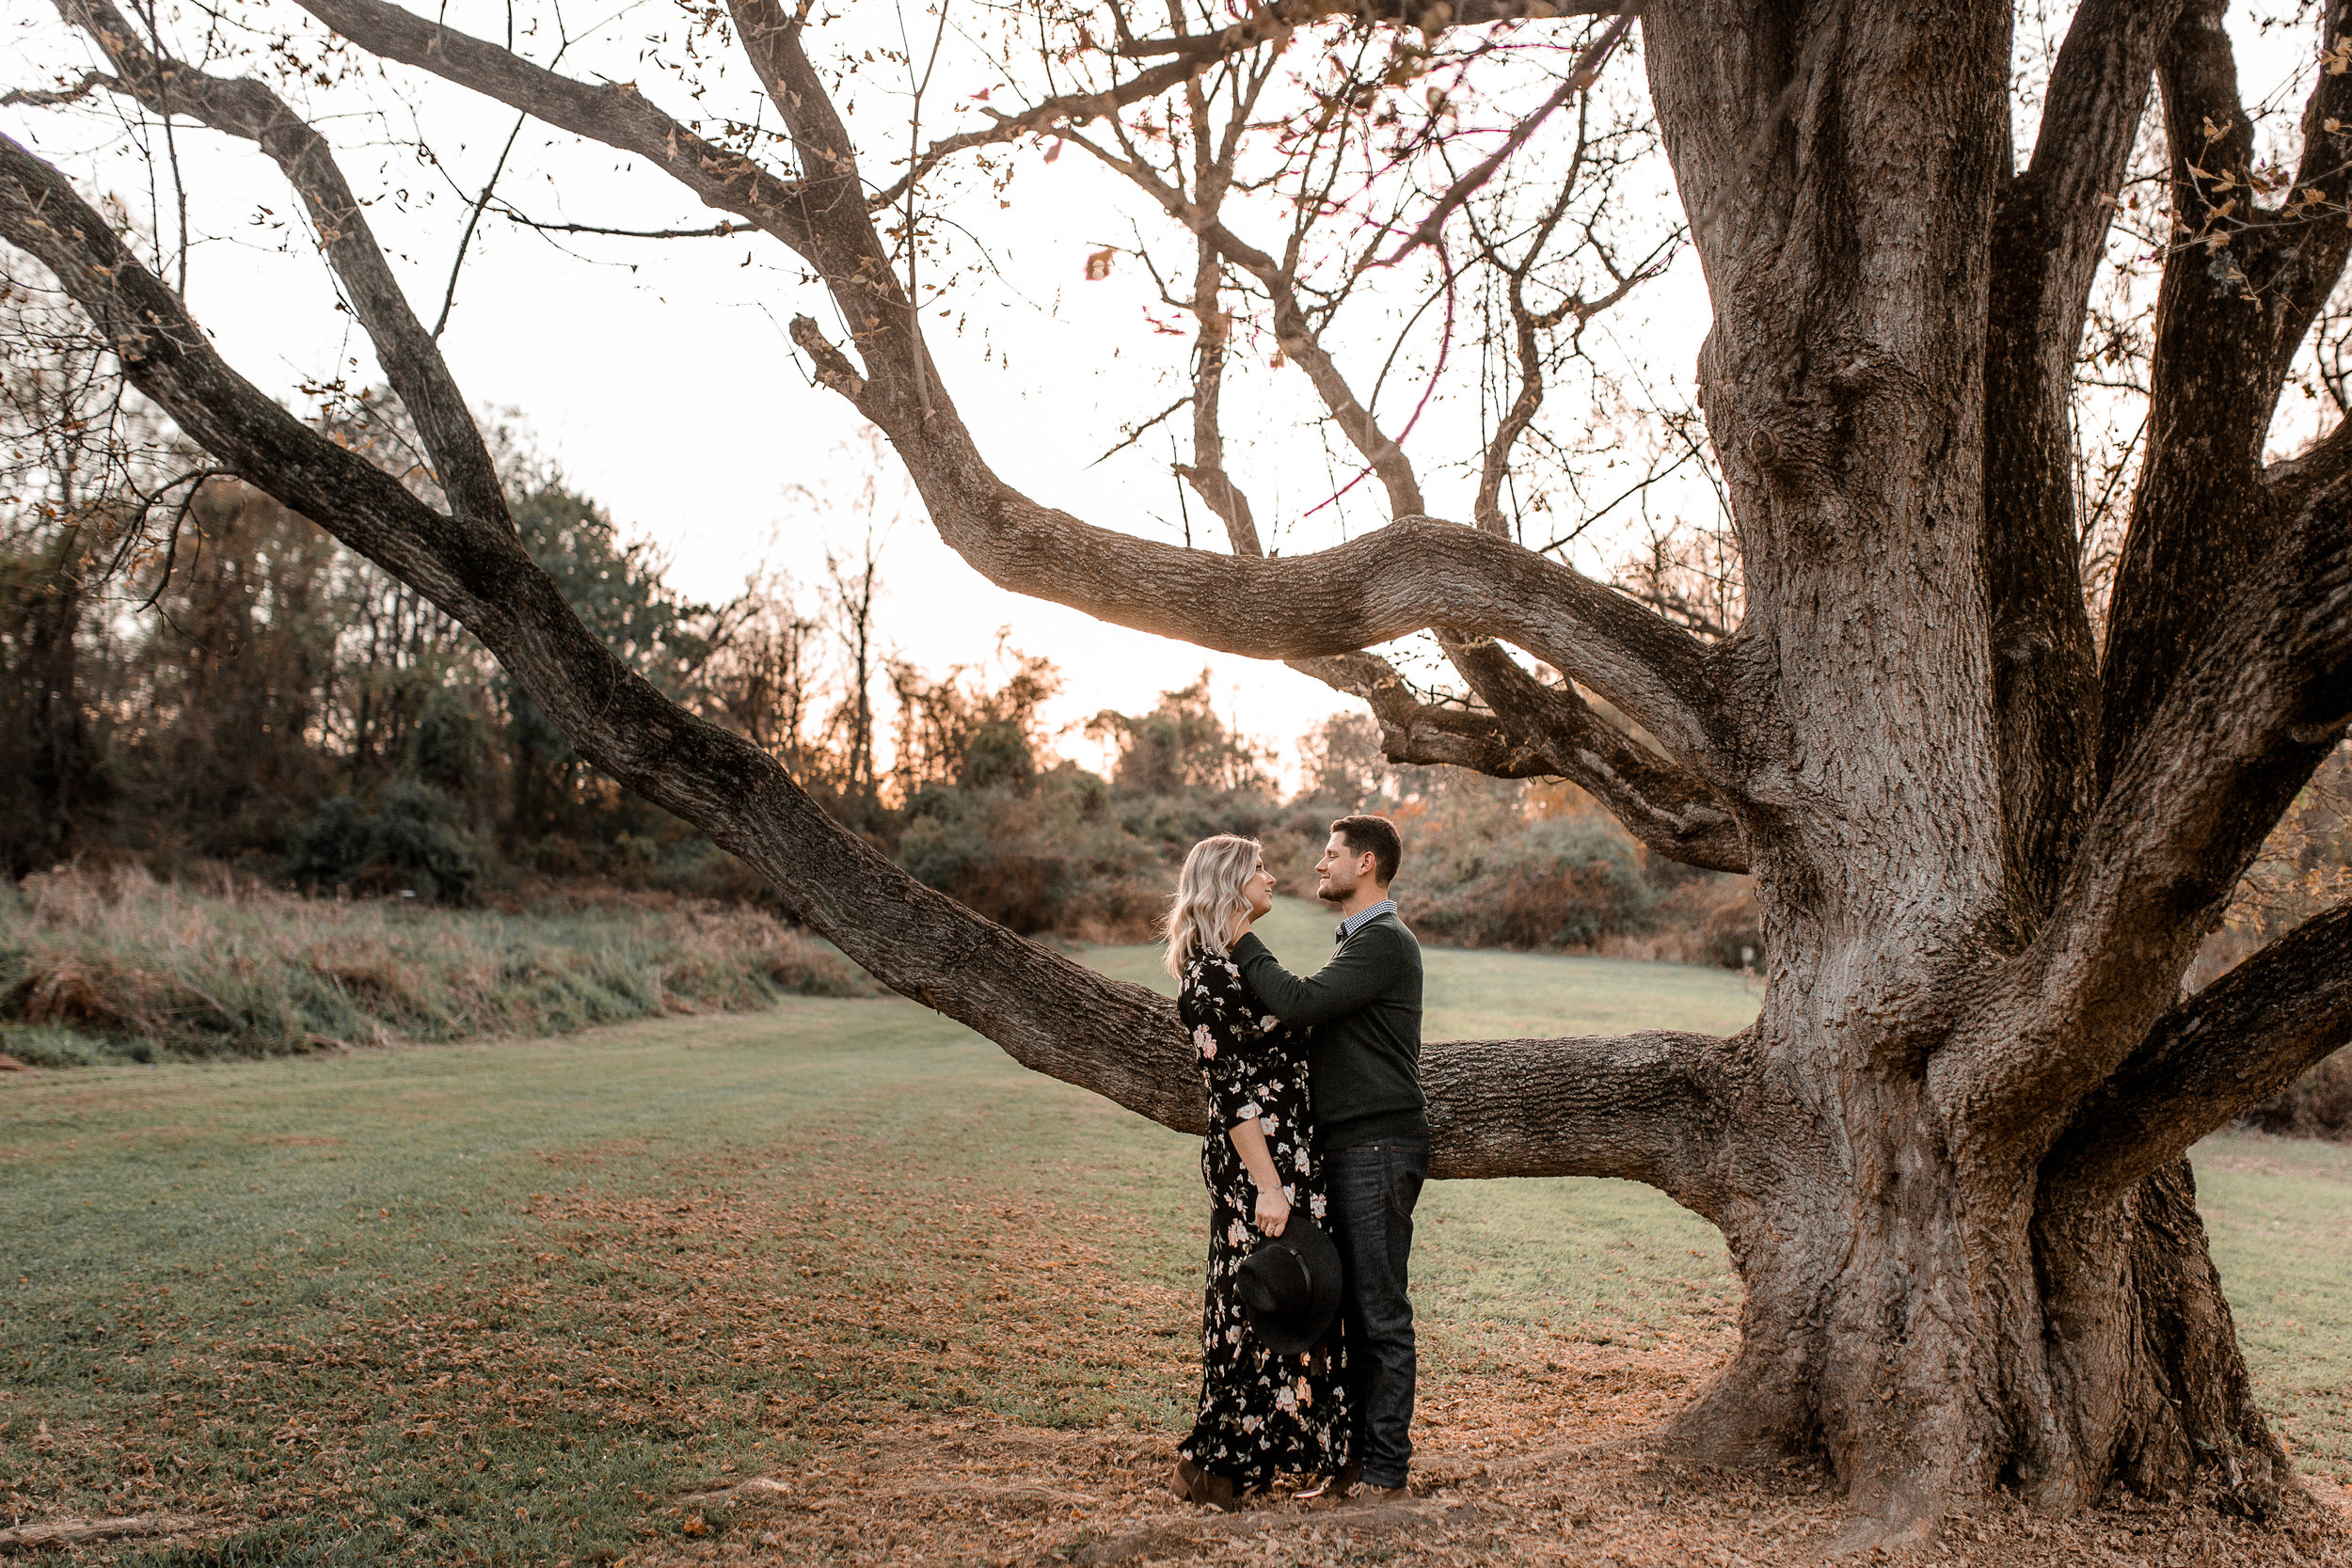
left=1316, top=879, right=1351, bottom=904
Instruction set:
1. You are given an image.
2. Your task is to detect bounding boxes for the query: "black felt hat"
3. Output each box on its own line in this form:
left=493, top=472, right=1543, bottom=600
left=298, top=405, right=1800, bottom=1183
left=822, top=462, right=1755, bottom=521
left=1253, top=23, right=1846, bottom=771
left=1235, top=1218, right=1343, bottom=1356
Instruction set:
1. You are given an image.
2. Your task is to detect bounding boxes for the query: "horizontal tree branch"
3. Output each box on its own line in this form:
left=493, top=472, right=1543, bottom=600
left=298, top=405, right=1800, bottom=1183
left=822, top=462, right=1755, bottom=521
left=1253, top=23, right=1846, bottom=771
left=1116, top=0, right=1621, bottom=66
left=791, top=313, right=1723, bottom=761
left=1424, top=1026, right=1735, bottom=1198
left=0, top=127, right=1734, bottom=1204
left=2041, top=899, right=2352, bottom=1206
left=0, top=69, right=110, bottom=108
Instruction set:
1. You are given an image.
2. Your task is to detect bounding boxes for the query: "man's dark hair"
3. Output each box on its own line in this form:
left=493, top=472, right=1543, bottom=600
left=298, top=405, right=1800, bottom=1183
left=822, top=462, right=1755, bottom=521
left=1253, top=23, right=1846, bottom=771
left=1331, top=815, right=1402, bottom=886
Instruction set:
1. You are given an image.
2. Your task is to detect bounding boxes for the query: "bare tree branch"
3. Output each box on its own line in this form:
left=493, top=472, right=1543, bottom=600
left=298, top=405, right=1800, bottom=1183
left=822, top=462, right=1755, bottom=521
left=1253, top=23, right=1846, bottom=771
left=1061, top=120, right=1427, bottom=517
left=479, top=209, right=744, bottom=241
left=1168, top=29, right=1279, bottom=555
left=282, top=0, right=1724, bottom=765
left=1290, top=643, right=1747, bottom=871
left=2099, top=0, right=2352, bottom=786
left=1980, top=0, right=2176, bottom=915
left=2042, top=899, right=2352, bottom=1207
left=0, top=122, right=1193, bottom=1125
left=2260, top=3, right=2352, bottom=391
left=869, top=54, right=1241, bottom=212
left=58, top=0, right=508, bottom=528
left=1116, top=0, right=1621, bottom=67
left=1426, top=1025, right=1739, bottom=1193
left=2, top=70, right=112, bottom=109
left=433, top=111, right=528, bottom=340
left=2265, top=413, right=2352, bottom=509
left=1377, top=4, right=1636, bottom=269
left=1471, top=177, right=1577, bottom=535
left=293, top=0, right=820, bottom=254
left=1946, top=472, right=2352, bottom=1145
left=1463, top=149, right=1667, bottom=536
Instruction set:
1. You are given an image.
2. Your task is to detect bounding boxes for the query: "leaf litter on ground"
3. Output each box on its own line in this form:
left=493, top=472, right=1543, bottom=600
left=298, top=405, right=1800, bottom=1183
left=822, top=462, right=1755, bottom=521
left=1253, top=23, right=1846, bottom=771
left=7, top=1110, right=2349, bottom=1564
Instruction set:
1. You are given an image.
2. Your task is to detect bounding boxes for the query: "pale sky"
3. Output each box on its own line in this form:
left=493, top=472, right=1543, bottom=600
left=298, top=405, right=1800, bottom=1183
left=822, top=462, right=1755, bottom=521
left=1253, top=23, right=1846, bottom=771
left=3, top=3, right=2327, bottom=785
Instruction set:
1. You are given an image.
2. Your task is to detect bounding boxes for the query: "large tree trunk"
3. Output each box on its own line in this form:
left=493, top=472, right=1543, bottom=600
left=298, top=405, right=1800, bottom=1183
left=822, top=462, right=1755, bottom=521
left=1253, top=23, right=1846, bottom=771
left=2036, top=1163, right=2287, bottom=1513
left=1615, top=0, right=2321, bottom=1525
left=1673, top=1116, right=2289, bottom=1526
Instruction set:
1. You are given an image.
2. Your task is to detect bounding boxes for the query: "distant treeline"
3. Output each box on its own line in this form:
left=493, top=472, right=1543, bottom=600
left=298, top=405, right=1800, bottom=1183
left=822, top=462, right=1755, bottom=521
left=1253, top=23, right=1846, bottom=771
left=1, top=467, right=1761, bottom=962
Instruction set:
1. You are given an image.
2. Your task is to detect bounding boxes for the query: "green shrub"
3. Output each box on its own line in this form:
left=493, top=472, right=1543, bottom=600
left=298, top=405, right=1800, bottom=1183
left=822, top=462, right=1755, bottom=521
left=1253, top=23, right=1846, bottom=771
left=1412, top=815, right=1657, bottom=949
left=897, top=771, right=1167, bottom=938
left=285, top=781, right=485, bottom=903
left=0, top=1022, right=121, bottom=1067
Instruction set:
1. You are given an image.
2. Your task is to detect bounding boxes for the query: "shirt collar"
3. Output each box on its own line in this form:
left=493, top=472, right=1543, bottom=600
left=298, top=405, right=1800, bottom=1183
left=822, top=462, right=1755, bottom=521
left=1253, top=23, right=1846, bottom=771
left=1335, top=898, right=1398, bottom=942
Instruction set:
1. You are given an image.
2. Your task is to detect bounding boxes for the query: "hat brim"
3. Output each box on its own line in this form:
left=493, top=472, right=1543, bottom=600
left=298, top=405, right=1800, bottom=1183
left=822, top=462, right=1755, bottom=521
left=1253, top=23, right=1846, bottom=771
left=1240, top=1218, right=1343, bottom=1357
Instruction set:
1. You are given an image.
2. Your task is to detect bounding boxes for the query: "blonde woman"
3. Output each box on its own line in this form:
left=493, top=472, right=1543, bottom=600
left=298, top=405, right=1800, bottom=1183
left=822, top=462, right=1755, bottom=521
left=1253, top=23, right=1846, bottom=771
left=1167, top=835, right=1349, bottom=1509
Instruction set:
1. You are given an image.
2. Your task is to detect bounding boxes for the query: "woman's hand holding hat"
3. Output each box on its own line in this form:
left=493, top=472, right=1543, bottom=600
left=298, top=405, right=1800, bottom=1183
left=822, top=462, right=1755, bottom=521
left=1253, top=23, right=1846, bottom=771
left=1255, top=1184, right=1291, bottom=1237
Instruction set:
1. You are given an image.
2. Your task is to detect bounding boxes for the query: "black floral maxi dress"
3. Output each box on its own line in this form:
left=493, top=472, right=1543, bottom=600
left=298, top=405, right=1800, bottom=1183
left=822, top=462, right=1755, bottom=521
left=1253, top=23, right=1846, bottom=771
left=1175, top=949, right=1351, bottom=1487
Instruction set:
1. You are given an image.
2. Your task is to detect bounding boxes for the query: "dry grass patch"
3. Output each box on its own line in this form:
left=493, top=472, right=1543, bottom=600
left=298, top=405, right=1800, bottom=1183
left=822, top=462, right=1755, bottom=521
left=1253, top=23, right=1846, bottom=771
left=0, top=864, right=873, bottom=1065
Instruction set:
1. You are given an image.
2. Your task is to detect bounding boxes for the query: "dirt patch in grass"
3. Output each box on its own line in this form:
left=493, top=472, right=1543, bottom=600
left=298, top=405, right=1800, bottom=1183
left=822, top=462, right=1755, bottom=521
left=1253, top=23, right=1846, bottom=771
left=628, top=1368, right=2352, bottom=1566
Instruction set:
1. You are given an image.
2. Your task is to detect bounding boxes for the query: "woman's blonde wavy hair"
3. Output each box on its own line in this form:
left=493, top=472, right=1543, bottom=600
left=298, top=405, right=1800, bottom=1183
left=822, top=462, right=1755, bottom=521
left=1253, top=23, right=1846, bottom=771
left=1164, top=834, right=1262, bottom=979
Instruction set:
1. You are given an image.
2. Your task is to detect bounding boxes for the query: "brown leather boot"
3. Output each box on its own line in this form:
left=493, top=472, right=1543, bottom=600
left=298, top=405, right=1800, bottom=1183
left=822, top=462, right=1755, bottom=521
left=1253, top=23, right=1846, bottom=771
left=1299, top=1461, right=1361, bottom=1506
left=1173, top=1458, right=1242, bottom=1512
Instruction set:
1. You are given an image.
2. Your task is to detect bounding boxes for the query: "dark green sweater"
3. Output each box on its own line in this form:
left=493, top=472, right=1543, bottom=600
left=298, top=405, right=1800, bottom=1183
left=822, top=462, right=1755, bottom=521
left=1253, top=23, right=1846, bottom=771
left=1232, top=911, right=1426, bottom=1149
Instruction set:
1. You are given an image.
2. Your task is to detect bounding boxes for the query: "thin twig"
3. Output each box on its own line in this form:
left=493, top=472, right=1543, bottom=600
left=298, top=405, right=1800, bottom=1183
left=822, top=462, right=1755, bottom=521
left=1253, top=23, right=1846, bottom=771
left=898, top=0, right=955, bottom=422
left=487, top=204, right=743, bottom=240
left=121, top=0, right=193, bottom=295
left=1089, top=394, right=1193, bottom=467
left=437, top=11, right=580, bottom=338
left=2, top=71, right=113, bottom=108
left=130, top=467, right=228, bottom=611
left=1375, top=3, right=1639, bottom=270
left=434, top=112, right=529, bottom=338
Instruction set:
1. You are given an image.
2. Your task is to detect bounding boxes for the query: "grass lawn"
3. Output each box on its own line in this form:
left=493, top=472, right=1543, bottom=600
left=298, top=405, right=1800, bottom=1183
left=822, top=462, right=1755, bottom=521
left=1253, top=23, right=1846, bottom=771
left=3, top=908, right=2344, bottom=1564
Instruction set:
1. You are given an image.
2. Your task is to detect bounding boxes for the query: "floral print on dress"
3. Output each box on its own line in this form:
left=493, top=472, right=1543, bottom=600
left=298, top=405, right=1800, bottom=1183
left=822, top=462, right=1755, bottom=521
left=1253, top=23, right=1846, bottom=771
left=1175, top=948, right=1350, bottom=1488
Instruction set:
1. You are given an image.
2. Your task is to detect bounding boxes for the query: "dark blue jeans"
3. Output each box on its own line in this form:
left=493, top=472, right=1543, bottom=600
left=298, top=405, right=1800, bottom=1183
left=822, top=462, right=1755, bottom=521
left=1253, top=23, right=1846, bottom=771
left=1325, top=1135, right=1427, bottom=1489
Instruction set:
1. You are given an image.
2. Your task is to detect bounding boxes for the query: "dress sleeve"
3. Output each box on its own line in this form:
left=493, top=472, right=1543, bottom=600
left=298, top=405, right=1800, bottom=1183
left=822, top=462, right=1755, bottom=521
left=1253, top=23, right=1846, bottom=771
left=1186, top=955, right=1279, bottom=1132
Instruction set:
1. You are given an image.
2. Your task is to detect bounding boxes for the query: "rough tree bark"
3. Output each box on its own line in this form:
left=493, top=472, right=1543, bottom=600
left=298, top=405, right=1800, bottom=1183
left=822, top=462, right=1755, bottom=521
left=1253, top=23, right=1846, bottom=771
left=7, top=0, right=2352, bottom=1537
